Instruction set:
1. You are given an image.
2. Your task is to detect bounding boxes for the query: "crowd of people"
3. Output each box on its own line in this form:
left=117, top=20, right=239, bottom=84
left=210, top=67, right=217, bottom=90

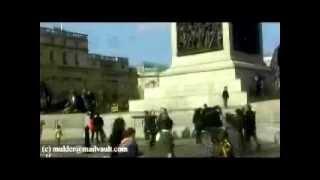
left=41, top=99, right=260, bottom=158
left=106, top=107, right=174, bottom=158
left=192, top=103, right=261, bottom=157
left=63, top=89, right=97, bottom=114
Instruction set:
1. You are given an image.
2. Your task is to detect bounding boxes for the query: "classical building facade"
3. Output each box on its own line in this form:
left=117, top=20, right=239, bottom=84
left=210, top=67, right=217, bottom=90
left=40, top=26, right=139, bottom=110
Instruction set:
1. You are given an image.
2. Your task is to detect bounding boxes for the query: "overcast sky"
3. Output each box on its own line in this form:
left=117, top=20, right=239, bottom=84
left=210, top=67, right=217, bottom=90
left=40, top=22, right=280, bottom=66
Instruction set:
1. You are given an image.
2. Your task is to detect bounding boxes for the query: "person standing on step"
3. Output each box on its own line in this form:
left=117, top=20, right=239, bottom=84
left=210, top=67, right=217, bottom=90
left=222, top=86, right=229, bottom=108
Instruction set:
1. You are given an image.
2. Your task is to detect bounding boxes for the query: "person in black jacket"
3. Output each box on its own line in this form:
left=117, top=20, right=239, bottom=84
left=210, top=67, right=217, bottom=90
left=155, top=108, right=175, bottom=157
left=84, top=125, right=91, bottom=148
left=86, top=90, right=96, bottom=113
left=143, top=111, right=151, bottom=140
left=193, top=108, right=203, bottom=144
left=94, top=113, right=105, bottom=144
left=157, top=108, right=173, bottom=131
left=145, top=111, right=157, bottom=148
left=203, top=106, right=223, bottom=142
left=243, top=104, right=261, bottom=151
left=222, top=86, right=229, bottom=108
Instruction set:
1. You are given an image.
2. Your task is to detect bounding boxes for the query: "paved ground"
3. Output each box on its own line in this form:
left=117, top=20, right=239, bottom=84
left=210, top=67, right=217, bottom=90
left=40, top=138, right=280, bottom=158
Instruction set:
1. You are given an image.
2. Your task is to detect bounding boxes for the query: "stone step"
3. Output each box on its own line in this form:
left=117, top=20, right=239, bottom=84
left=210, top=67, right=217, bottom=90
left=130, top=91, right=247, bottom=112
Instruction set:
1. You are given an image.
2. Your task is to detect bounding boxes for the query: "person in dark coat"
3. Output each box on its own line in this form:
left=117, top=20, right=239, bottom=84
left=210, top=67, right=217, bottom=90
left=222, top=86, right=229, bottom=108
left=109, top=117, right=126, bottom=158
left=193, top=108, right=203, bottom=144
left=203, top=106, right=223, bottom=142
left=157, top=108, right=173, bottom=131
left=81, top=89, right=89, bottom=111
left=235, top=109, right=244, bottom=140
left=84, top=125, right=91, bottom=148
left=87, top=91, right=96, bottom=113
left=155, top=108, right=175, bottom=157
left=94, top=113, right=105, bottom=144
left=243, top=104, right=261, bottom=151
left=148, top=111, right=157, bottom=148
left=143, top=111, right=151, bottom=140
left=75, top=95, right=86, bottom=113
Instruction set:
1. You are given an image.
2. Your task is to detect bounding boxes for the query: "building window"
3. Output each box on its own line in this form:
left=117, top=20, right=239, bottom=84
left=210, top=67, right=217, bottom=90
left=75, top=53, right=79, bottom=66
left=49, top=51, right=54, bottom=64
left=121, top=64, right=125, bottom=69
left=63, top=52, right=67, bottom=65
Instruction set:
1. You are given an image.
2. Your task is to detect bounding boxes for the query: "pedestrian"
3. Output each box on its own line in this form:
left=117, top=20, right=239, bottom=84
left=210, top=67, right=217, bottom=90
left=155, top=128, right=175, bottom=158
left=157, top=108, right=173, bottom=131
left=222, top=86, right=229, bottom=108
left=95, top=113, right=105, bottom=144
left=243, top=104, right=261, bottom=152
left=55, top=124, right=63, bottom=146
left=225, top=112, right=243, bottom=156
left=155, top=108, right=175, bottom=157
left=200, top=130, right=214, bottom=157
left=118, top=128, right=143, bottom=157
left=235, top=108, right=245, bottom=152
left=148, top=111, right=157, bottom=148
left=87, top=90, right=96, bottom=113
left=84, top=125, right=91, bottom=148
left=109, top=117, right=126, bottom=158
left=203, top=104, right=209, bottom=115
left=87, top=113, right=96, bottom=144
left=143, top=111, right=150, bottom=140
left=193, top=108, right=203, bottom=144
left=81, top=89, right=89, bottom=112
left=202, top=106, right=223, bottom=146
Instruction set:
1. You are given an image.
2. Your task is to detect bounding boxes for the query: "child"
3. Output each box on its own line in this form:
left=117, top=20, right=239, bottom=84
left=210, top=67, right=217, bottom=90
left=213, top=130, right=234, bottom=158
left=55, top=124, right=63, bottom=146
